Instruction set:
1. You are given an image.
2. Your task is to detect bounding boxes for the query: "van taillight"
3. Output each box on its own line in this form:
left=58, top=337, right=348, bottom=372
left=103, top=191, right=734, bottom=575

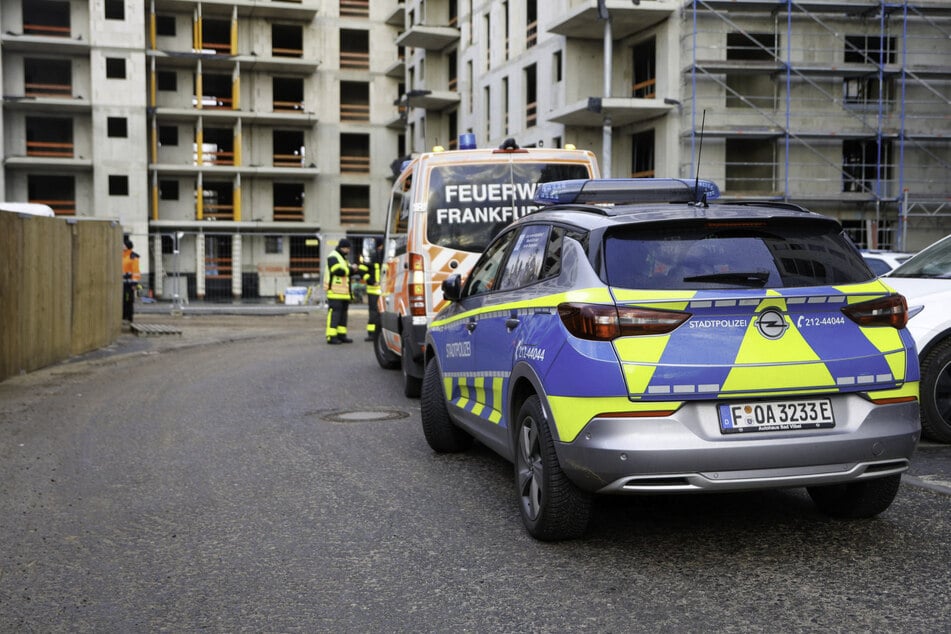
left=558, top=303, right=690, bottom=341
left=841, top=294, right=908, bottom=329
left=409, top=252, right=427, bottom=317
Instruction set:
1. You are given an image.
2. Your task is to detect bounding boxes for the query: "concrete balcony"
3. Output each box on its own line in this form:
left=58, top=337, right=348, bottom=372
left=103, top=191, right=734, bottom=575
left=395, top=25, right=459, bottom=51
left=546, top=0, right=674, bottom=40
left=386, top=3, right=406, bottom=27
left=405, top=89, right=459, bottom=112
left=1, top=32, right=90, bottom=55
left=385, top=58, right=405, bottom=79
left=151, top=0, right=318, bottom=20
left=548, top=96, right=674, bottom=128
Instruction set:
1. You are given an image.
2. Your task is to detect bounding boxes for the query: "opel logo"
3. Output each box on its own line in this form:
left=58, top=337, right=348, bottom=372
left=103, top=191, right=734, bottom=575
left=755, top=308, right=788, bottom=340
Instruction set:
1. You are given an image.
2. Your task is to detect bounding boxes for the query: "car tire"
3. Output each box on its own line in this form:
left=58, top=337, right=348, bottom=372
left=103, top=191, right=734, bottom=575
left=514, top=395, right=592, bottom=541
left=807, top=473, right=902, bottom=519
left=420, top=356, right=473, bottom=452
left=374, top=329, right=400, bottom=370
left=401, top=335, right=422, bottom=398
left=919, top=338, right=951, bottom=443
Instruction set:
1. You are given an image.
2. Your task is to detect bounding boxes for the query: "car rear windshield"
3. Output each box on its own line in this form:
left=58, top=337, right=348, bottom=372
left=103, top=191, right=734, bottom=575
left=604, top=219, right=873, bottom=290
left=426, top=162, right=591, bottom=253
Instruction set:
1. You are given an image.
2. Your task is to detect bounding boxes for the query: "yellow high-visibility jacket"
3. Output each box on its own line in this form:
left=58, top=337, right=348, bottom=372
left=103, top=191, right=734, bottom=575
left=325, top=249, right=352, bottom=300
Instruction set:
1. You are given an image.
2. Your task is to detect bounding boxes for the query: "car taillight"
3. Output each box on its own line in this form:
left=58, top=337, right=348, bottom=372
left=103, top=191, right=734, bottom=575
left=841, top=294, right=908, bottom=329
left=558, top=303, right=691, bottom=341
left=409, top=252, right=427, bottom=317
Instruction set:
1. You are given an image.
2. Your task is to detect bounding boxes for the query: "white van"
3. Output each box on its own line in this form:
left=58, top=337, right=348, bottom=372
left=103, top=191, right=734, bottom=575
left=374, top=137, right=600, bottom=396
left=0, top=203, right=56, bottom=217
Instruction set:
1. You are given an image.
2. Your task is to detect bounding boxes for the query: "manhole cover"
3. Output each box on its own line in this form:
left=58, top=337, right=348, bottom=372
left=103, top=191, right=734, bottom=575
left=319, top=409, right=410, bottom=423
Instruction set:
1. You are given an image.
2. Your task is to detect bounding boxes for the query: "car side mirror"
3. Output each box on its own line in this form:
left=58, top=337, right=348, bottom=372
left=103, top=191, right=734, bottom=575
left=442, top=274, right=463, bottom=302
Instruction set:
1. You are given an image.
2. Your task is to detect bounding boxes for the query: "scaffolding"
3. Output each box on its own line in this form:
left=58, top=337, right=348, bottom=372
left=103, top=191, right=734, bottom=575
left=684, top=0, right=951, bottom=249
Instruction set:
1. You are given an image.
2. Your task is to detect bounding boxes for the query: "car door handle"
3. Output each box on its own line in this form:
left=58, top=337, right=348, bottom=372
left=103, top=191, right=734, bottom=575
left=466, top=319, right=477, bottom=333
left=505, top=318, right=520, bottom=330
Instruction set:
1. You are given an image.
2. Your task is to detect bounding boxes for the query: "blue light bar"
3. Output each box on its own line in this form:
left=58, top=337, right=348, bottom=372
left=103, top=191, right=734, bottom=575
left=533, top=178, right=721, bottom=206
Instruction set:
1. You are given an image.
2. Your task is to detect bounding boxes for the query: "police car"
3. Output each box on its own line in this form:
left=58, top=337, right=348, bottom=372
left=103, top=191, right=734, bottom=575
left=420, top=178, right=921, bottom=540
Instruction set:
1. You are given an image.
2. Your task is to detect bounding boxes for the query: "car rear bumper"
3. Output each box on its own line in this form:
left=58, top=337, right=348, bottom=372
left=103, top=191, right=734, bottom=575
left=554, top=397, right=920, bottom=494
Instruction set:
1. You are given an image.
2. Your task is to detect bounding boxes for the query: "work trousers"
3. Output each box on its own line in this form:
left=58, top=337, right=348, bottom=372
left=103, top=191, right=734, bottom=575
left=326, top=298, right=350, bottom=340
left=122, top=281, right=136, bottom=322
left=366, top=293, right=381, bottom=335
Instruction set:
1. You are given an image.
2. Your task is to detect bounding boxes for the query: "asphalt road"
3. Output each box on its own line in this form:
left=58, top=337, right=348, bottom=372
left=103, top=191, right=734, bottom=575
left=1, top=312, right=950, bottom=632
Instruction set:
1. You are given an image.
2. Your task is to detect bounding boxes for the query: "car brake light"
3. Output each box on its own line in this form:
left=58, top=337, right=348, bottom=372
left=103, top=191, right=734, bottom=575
left=868, top=395, right=917, bottom=405
left=841, top=295, right=908, bottom=329
left=558, top=303, right=690, bottom=341
left=409, top=252, right=427, bottom=317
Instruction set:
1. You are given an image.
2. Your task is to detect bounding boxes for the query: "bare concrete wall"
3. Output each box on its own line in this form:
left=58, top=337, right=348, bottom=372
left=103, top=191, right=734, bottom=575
left=0, top=213, right=122, bottom=382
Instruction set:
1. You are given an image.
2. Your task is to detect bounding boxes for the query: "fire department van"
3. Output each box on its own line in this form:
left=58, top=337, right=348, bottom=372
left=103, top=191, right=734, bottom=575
left=374, top=136, right=600, bottom=396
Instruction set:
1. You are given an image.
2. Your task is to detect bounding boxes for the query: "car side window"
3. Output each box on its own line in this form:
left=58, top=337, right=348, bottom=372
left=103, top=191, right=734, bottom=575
left=464, top=229, right=519, bottom=297
left=499, top=225, right=551, bottom=291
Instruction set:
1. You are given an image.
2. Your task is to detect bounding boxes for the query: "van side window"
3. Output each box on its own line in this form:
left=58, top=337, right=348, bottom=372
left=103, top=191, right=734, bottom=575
left=387, top=171, right=411, bottom=256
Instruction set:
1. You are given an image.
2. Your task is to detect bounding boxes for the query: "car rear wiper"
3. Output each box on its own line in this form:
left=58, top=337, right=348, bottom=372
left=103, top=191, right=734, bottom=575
left=682, top=271, right=770, bottom=287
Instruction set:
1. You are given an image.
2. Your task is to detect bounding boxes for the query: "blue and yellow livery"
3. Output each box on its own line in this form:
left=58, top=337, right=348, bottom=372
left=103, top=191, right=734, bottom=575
left=420, top=178, right=921, bottom=541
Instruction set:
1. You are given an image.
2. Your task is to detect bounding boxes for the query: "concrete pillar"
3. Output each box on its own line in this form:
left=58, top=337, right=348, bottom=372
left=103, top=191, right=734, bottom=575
left=153, top=233, right=164, bottom=297
left=196, top=233, right=206, bottom=299
left=232, top=234, right=242, bottom=298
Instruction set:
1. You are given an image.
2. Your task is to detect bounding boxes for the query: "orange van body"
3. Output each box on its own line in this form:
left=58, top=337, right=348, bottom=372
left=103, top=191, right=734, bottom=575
left=373, top=141, right=600, bottom=396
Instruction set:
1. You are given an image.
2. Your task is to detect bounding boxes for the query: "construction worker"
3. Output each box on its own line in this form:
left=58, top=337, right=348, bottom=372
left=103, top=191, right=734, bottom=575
left=325, top=238, right=354, bottom=344
left=362, top=240, right=384, bottom=341
left=122, top=235, right=141, bottom=323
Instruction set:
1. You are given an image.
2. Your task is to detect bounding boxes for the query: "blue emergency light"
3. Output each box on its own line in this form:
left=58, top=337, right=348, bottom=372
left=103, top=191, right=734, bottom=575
left=533, top=178, right=721, bottom=206
left=458, top=133, right=477, bottom=150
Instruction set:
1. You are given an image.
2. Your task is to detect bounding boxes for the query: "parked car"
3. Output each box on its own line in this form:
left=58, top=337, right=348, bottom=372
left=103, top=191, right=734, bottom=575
left=861, top=250, right=915, bottom=276
left=884, top=233, right=951, bottom=442
left=420, top=178, right=920, bottom=540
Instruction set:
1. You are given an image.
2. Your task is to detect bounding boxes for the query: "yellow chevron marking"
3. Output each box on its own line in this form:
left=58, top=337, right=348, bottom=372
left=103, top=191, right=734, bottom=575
left=488, top=377, right=504, bottom=423
left=547, top=395, right=683, bottom=443
left=471, top=377, right=485, bottom=416
left=615, top=335, right=672, bottom=394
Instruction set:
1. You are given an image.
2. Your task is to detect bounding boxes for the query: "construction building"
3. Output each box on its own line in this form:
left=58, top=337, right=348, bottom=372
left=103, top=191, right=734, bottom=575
left=2, top=0, right=949, bottom=302
left=401, top=0, right=950, bottom=251
left=1, top=0, right=405, bottom=301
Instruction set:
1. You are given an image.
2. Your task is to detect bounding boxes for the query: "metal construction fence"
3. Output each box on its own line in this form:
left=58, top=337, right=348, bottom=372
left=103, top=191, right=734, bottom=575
left=148, top=231, right=381, bottom=305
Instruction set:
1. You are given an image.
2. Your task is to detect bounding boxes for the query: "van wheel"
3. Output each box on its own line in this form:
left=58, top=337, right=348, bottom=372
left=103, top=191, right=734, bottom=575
left=919, top=338, right=951, bottom=443
left=807, top=473, right=902, bottom=519
left=515, top=395, right=592, bottom=541
left=420, top=356, right=472, bottom=452
left=374, top=329, right=399, bottom=370
left=402, top=336, right=422, bottom=398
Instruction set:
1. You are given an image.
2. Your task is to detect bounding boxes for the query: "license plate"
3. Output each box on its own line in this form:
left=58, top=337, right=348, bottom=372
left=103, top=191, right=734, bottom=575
left=718, top=398, right=835, bottom=434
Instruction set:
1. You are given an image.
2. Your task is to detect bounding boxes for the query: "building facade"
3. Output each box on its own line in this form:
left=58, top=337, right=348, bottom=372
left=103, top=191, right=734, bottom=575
left=401, top=0, right=951, bottom=251
left=1, top=0, right=405, bottom=301
left=2, top=0, right=949, bottom=301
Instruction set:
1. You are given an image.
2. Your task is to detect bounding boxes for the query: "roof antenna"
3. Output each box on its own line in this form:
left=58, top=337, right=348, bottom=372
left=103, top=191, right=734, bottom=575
left=693, top=109, right=707, bottom=206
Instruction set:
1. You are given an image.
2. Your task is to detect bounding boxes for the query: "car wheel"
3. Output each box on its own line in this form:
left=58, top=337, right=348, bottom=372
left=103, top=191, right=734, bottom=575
left=807, top=473, right=902, bottom=519
left=514, top=395, right=592, bottom=541
left=420, top=356, right=473, bottom=452
left=919, top=338, right=951, bottom=443
left=374, top=329, right=400, bottom=370
left=401, top=335, right=422, bottom=398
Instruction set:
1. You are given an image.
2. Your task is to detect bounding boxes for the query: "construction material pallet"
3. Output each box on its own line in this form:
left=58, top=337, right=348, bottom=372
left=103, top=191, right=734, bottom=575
left=130, top=323, right=182, bottom=336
